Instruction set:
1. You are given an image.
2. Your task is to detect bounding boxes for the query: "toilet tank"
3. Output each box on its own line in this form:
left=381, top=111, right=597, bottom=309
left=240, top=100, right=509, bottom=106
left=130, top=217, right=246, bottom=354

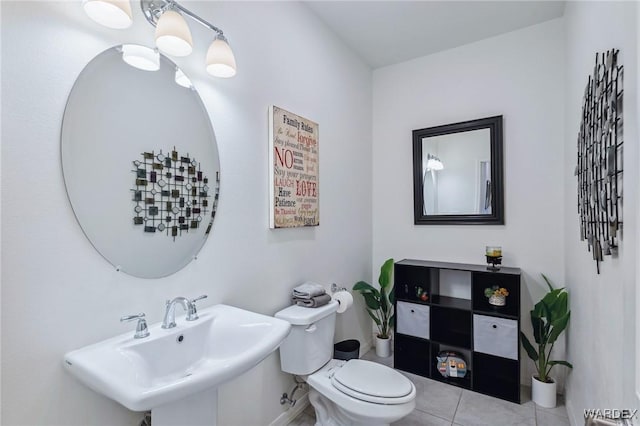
left=275, top=300, right=338, bottom=375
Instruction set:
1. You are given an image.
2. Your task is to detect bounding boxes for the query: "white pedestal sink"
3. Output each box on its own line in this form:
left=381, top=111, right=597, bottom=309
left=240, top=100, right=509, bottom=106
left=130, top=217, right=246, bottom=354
left=64, top=304, right=291, bottom=425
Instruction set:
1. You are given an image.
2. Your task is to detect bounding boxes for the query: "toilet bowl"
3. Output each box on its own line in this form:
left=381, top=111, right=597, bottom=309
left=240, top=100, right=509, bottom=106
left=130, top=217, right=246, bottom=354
left=307, top=359, right=415, bottom=426
left=275, top=301, right=416, bottom=426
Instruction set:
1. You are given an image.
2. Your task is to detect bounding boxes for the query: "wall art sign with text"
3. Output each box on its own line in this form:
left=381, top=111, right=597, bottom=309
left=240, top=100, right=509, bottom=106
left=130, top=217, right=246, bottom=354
left=268, top=105, right=319, bottom=228
left=575, top=49, right=623, bottom=274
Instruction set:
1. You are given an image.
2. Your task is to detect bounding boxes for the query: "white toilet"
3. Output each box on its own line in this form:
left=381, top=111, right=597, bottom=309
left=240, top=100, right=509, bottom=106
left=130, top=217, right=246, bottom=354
left=275, top=300, right=416, bottom=426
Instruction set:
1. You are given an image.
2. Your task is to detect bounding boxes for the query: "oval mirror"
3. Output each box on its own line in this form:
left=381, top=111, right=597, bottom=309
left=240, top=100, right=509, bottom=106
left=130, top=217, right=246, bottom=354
left=61, top=45, right=220, bottom=278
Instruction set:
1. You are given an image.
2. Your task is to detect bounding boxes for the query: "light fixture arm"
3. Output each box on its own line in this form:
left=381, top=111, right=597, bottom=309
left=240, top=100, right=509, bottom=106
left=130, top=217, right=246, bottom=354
left=141, top=0, right=224, bottom=36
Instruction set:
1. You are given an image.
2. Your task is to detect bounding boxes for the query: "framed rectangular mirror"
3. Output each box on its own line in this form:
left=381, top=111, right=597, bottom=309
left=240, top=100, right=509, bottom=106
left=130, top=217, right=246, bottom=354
left=413, top=115, right=504, bottom=225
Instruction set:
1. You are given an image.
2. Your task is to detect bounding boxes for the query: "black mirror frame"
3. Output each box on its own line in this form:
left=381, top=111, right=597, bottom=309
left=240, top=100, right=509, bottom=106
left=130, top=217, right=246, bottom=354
left=412, top=115, right=504, bottom=225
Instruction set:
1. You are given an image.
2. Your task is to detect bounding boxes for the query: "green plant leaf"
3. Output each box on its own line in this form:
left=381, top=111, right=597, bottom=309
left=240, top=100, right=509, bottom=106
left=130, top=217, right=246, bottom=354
left=353, top=281, right=377, bottom=295
left=365, top=309, right=381, bottom=326
left=531, top=311, right=544, bottom=344
left=362, top=293, right=381, bottom=311
left=378, top=258, right=394, bottom=289
left=380, top=287, right=389, bottom=313
left=541, top=273, right=555, bottom=292
left=552, top=291, right=568, bottom=321
left=548, top=360, right=573, bottom=369
left=520, top=332, right=539, bottom=362
left=547, top=311, right=570, bottom=344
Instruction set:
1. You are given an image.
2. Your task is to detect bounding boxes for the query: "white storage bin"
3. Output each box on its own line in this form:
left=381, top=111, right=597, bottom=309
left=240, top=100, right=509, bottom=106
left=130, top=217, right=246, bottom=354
left=397, top=301, right=430, bottom=339
left=473, top=314, right=518, bottom=360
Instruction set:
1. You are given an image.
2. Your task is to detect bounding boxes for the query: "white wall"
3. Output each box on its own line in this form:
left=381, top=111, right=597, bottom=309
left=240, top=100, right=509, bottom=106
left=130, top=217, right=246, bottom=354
left=563, top=2, right=639, bottom=424
left=0, top=2, right=373, bottom=425
left=372, top=19, right=566, bottom=384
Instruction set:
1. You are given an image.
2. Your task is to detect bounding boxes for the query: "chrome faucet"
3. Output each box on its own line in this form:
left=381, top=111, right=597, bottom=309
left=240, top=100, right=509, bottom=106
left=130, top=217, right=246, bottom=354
left=120, top=313, right=150, bottom=338
left=161, top=295, right=208, bottom=329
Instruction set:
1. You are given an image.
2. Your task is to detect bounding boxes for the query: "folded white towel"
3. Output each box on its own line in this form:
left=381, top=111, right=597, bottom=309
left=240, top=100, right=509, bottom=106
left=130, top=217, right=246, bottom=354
left=292, top=282, right=326, bottom=299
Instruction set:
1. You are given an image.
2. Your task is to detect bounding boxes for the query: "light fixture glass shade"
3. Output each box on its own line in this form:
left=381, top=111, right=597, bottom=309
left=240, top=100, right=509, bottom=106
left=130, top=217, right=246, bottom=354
left=426, top=157, right=444, bottom=171
left=206, top=36, right=237, bottom=78
left=82, top=0, right=132, bottom=29
left=121, top=44, right=160, bottom=71
left=175, top=68, right=192, bottom=88
left=155, top=10, right=193, bottom=57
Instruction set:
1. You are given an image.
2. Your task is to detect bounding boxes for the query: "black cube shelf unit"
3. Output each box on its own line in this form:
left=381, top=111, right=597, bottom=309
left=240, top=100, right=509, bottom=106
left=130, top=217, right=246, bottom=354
left=393, top=259, right=522, bottom=403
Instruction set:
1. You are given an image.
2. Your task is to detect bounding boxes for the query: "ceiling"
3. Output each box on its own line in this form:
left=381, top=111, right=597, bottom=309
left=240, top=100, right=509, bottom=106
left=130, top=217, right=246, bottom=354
left=304, top=1, right=566, bottom=69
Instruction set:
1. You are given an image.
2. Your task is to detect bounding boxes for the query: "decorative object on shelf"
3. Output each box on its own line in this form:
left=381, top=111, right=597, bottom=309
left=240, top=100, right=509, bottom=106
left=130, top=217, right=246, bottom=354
left=575, top=49, right=623, bottom=274
left=353, top=258, right=395, bottom=357
left=485, top=246, right=502, bottom=271
left=131, top=148, right=218, bottom=240
left=82, top=0, right=237, bottom=78
left=415, top=286, right=429, bottom=302
left=436, top=351, right=467, bottom=379
left=520, top=274, right=572, bottom=408
left=268, top=106, right=319, bottom=229
left=484, top=285, right=509, bottom=307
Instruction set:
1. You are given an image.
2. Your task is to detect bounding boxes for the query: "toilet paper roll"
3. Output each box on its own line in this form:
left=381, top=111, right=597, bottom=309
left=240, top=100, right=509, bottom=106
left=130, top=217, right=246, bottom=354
left=333, top=291, right=353, bottom=314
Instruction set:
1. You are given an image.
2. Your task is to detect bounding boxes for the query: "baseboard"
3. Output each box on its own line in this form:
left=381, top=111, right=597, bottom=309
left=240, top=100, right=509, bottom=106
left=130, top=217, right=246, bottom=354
left=268, top=393, right=310, bottom=426
left=565, top=396, right=577, bottom=426
left=360, top=339, right=373, bottom=357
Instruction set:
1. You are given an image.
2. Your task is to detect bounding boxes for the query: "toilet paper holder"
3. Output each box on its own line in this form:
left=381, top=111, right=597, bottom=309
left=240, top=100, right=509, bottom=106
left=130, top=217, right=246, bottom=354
left=331, top=283, right=347, bottom=293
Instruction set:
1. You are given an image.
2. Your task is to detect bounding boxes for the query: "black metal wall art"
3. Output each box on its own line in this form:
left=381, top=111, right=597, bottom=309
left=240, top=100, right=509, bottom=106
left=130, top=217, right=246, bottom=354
left=132, top=148, right=219, bottom=240
left=576, top=49, right=623, bottom=273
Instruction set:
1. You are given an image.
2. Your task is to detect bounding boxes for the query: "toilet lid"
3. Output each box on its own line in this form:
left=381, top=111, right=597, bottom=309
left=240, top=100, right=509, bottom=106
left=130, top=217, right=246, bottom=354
left=331, top=360, right=415, bottom=404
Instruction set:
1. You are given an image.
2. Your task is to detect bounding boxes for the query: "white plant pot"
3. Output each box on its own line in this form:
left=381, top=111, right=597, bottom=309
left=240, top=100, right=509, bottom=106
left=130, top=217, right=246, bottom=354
left=375, top=336, right=391, bottom=358
left=531, top=376, right=556, bottom=408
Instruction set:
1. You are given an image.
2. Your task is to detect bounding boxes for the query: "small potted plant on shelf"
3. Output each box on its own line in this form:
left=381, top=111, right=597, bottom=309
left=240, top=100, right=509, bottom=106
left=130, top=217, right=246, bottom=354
left=353, top=258, right=395, bottom=357
left=520, top=274, right=573, bottom=408
left=484, top=285, right=509, bottom=306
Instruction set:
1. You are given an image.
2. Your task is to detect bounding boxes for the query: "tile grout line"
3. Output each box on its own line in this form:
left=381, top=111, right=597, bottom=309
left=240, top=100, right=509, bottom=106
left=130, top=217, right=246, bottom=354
left=412, top=406, right=457, bottom=424
left=451, top=389, right=464, bottom=425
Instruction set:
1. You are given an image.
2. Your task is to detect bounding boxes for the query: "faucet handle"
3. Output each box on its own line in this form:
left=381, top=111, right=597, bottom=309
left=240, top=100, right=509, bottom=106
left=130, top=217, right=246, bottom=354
left=186, top=295, right=208, bottom=321
left=191, top=295, right=208, bottom=303
left=120, top=313, right=150, bottom=339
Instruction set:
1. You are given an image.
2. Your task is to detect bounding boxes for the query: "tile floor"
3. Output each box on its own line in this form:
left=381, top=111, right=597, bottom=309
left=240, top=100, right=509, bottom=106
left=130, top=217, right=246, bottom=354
left=289, top=349, right=570, bottom=426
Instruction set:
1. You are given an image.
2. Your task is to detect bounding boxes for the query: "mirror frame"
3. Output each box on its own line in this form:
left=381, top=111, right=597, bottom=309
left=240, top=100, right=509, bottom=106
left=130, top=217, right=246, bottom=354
left=412, top=115, right=504, bottom=225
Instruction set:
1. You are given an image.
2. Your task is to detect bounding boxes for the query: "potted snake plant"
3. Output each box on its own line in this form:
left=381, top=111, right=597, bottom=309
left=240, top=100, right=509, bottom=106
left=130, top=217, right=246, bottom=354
left=520, top=274, right=573, bottom=408
left=353, top=258, right=395, bottom=357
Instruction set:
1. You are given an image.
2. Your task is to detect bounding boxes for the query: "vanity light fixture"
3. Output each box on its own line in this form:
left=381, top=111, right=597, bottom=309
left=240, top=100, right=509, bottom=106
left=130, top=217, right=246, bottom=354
left=83, top=0, right=133, bottom=29
left=121, top=44, right=160, bottom=71
left=174, top=68, right=193, bottom=89
left=83, top=0, right=237, bottom=78
left=155, top=9, right=193, bottom=57
left=426, top=154, right=444, bottom=171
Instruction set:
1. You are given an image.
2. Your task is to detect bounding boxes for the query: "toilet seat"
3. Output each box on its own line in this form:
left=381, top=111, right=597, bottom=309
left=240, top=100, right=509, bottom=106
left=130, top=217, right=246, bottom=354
left=330, top=360, right=414, bottom=405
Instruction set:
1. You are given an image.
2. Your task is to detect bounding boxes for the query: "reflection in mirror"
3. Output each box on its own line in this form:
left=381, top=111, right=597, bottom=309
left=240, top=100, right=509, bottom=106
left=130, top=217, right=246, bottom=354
left=413, top=116, right=503, bottom=225
left=422, top=129, right=491, bottom=215
left=61, top=45, right=220, bottom=278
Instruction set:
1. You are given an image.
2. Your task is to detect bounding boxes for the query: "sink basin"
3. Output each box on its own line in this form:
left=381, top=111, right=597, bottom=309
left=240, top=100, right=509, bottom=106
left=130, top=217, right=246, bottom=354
left=64, top=304, right=291, bottom=412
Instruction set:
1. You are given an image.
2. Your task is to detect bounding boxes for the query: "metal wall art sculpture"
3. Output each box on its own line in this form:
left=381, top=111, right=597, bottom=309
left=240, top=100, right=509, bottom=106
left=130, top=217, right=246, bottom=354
left=132, top=148, right=219, bottom=240
left=576, top=49, right=623, bottom=273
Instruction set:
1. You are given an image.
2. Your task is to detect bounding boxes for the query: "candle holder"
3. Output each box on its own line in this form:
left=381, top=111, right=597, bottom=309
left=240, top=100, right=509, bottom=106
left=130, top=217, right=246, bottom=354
left=485, top=246, right=502, bottom=271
